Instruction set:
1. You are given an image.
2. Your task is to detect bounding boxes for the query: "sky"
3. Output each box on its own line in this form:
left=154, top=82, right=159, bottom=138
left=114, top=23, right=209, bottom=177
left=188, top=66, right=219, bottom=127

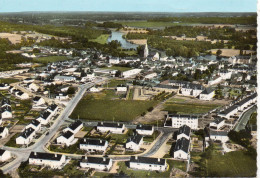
left=0, top=0, right=258, bottom=13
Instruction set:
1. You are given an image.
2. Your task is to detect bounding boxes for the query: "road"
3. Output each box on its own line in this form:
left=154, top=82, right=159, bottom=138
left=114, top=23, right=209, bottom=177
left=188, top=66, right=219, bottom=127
left=234, top=105, right=256, bottom=131
left=1, top=80, right=103, bottom=174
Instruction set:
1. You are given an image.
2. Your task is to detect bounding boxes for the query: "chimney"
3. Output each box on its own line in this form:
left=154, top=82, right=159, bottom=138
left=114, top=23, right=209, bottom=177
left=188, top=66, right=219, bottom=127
left=34, top=152, right=37, bottom=156
left=135, top=156, right=138, bottom=160
left=84, top=139, right=86, bottom=142
left=158, top=158, right=160, bottom=162
left=100, top=140, right=102, bottom=143
left=101, top=122, right=103, bottom=125
left=103, top=157, right=106, bottom=162
left=55, top=154, right=57, bottom=157
left=118, top=123, right=119, bottom=126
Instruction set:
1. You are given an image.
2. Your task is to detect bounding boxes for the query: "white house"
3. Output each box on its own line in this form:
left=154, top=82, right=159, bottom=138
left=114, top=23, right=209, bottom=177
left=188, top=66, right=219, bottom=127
left=63, top=120, right=83, bottom=134
left=28, top=83, right=39, bottom=92
left=54, top=75, right=76, bottom=82
left=29, top=152, right=66, bottom=169
left=23, top=78, right=35, bottom=84
left=199, top=88, right=215, bottom=101
left=176, top=125, right=191, bottom=140
left=109, top=58, right=120, bottom=64
left=129, top=156, right=167, bottom=171
left=16, top=91, right=29, bottom=100
left=79, top=138, right=108, bottom=152
left=55, top=93, right=69, bottom=100
left=209, top=118, right=225, bottom=130
left=47, top=104, right=58, bottom=116
left=122, top=69, right=142, bottom=78
left=16, top=127, right=35, bottom=145
left=33, top=96, right=45, bottom=106
left=80, top=156, right=112, bottom=171
left=89, top=87, right=102, bottom=93
left=0, top=83, right=10, bottom=90
left=0, top=127, right=9, bottom=139
left=136, top=125, right=154, bottom=136
left=218, top=70, right=232, bottom=80
left=180, top=83, right=204, bottom=97
left=56, top=131, right=75, bottom=146
left=173, top=137, right=190, bottom=160
left=208, top=130, right=229, bottom=143
left=116, top=85, right=127, bottom=92
left=207, top=76, right=222, bottom=86
left=144, top=72, right=157, bottom=80
left=96, top=122, right=126, bottom=134
left=25, top=120, right=41, bottom=132
left=1, top=98, right=11, bottom=108
left=126, top=134, right=143, bottom=151
left=168, top=114, right=198, bottom=130
left=36, top=111, right=52, bottom=125
left=0, top=149, right=11, bottom=162
left=1, top=106, right=12, bottom=119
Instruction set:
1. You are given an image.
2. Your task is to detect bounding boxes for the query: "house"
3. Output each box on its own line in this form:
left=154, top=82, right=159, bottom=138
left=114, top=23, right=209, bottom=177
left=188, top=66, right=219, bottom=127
left=26, top=120, right=41, bottom=132
left=56, top=131, right=75, bottom=146
left=168, top=114, right=198, bottom=130
left=0, top=127, right=9, bottom=139
left=0, top=149, right=11, bottom=162
left=63, top=120, right=83, bottom=134
left=55, top=93, right=69, bottom=100
left=33, top=96, right=45, bottom=106
left=28, top=83, right=39, bottom=92
left=16, top=91, right=29, bottom=100
left=144, top=72, right=157, bottom=80
left=136, top=125, right=154, bottom=135
left=109, top=58, right=120, bottom=64
left=126, top=134, right=143, bottom=151
left=54, top=75, right=76, bottom=82
left=173, top=137, right=190, bottom=160
left=23, top=78, right=35, bottom=84
left=0, top=83, right=10, bottom=90
left=80, top=156, right=112, bottom=171
left=176, top=125, right=191, bottom=140
left=122, top=69, right=142, bottom=78
left=129, top=156, right=167, bottom=171
left=180, top=83, right=204, bottom=97
left=1, top=98, right=11, bottom=108
left=89, top=87, right=102, bottom=93
left=36, top=111, right=52, bottom=125
left=29, top=152, right=66, bottom=169
left=209, top=118, right=225, bottom=130
left=116, top=85, right=127, bottom=92
left=16, top=127, right=35, bottom=145
left=79, top=138, right=108, bottom=152
left=207, top=76, right=222, bottom=86
left=47, top=104, right=58, bottom=116
left=96, top=122, right=125, bottom=134
left=208, top=130, right=229, bottom=143
left=218, top=70, right=232, bottom=80
left=1, top=106, right=12, bottom=119
left=199, top=88, right=215, bottom=101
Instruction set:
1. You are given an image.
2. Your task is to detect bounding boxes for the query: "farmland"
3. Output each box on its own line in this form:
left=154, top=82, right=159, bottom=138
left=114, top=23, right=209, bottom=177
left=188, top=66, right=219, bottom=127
left=33, top=56, right=69, bottom=63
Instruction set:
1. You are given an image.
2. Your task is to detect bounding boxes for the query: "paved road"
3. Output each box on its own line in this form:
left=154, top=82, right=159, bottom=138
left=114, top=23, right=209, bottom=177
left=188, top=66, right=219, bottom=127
left=1, top=80, right=103, bottom=173
left=234, top=105, right=256, bottom=131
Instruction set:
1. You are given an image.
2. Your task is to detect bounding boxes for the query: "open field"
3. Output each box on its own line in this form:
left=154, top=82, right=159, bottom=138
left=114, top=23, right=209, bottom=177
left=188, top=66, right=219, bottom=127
left=207, top=151, right=256, bottom=177
left=0, top=78, right=19, bottom=84
left=70, top=90, right=158, bottom=122
left=103, top=66, right=132, bottom=72
left=210, top=49, right=255, bottom=57
left=33, top=56, right=69, bottom=63
left=89, top=34, right=110, bottom=44
left=127, top=39, right=147, bottom=45
left=105, top=79, right=128, bottom=88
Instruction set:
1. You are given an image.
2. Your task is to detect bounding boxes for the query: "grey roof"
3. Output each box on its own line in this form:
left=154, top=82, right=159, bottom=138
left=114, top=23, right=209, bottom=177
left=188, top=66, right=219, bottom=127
left=39, top=111, right=51, bottom=120
left=30, top=119, right=40, bottom=127
left=81, top=156, right=111, bottom=165
left=68, top=120, right=82, bottom=131
left=201, top=87, right=214, bottom=95
left=174, top=137, right=190, bottom=153
left=154, top=84, right=179, bottom=89
left=47, top=104, right=58, bottom=111
left=168, top=114, right=198, bottom=119
left=177, top=125, right=191, bottom=137
left=97, top=122, right=124, bottom=128
left=80, top=138, right=107, bottom=146
left=136, top=125, right=153, bottom=131
left=213, top=118, right=225, bottom=124
left=61, top=131, right=74, bottom=139
left=209, top=130, right=228, bottom=136
left=127, top=134, right=143, bottom=144
left=29, top=152, right=63, bottom=161
left=130, top=156, right=166, bottom=165
left=0, top=149, right=7, bottom=156
left=20, top=127, right=35, bottom=139
left=1, top=98, right=10, bottom=106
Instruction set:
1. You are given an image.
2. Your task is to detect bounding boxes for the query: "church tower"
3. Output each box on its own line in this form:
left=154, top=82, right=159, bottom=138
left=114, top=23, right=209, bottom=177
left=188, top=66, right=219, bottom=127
left=144, top=43, right=149, bottom=58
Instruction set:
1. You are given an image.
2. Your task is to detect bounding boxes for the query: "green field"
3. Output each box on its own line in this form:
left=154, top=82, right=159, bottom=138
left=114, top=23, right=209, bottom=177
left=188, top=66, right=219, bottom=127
left=119, top=21, right=191, bottom=28
left=163, top=103, right=220, bottom=114
left=0, top=78, right=19, bottom=84
left=103, top=66, right=132, bottom=72
left=206, top=151, right=256, bottom=177
left=105, top=79, right=128, bottom=87
left=89, top=34, right=110, bottom=44
left=33, top=56, right=69, bottom=63
left=70, top=90, right=158, bottom=122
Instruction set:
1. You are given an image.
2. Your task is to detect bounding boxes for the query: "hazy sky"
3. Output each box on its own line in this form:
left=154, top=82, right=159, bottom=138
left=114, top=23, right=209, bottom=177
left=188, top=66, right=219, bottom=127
left=0, top=0, right=257, bottom=13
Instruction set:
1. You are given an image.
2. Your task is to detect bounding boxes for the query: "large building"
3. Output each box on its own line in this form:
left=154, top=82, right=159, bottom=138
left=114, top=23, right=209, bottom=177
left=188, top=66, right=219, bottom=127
left=129, top=156, right=167, bottom=171
left=167, top=114, right=198, bottom=130
left=80, top=156, right=112, bottom=171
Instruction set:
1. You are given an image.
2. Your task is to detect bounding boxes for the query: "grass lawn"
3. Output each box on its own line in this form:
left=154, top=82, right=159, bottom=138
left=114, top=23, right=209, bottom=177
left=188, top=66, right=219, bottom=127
left=89, top=34, right=110, bottom=44
left=117, top=159, right=175, bottom=177
left=122, top=50, right=137, bottom=56
left=105, top=79, right=128, bottom=88
left=5, top=133, right=21, bottom=148
left=163, top=103, right=220, bottom=114
left=172, top=160, right=187, bottom=172
left=103, top=66, right=132, bottom=72
left=71, top=100, right=158, bottom=122
left=33, top=56, right=69, bottom=64
left=206, top=151, right=256, bottom=177
left=143, top=130, right=160, bottom=142
left=0, top=78, right=20, bottom=84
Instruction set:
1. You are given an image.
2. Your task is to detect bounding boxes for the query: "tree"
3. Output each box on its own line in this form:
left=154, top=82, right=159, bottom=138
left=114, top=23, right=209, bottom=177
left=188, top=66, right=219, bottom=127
left=216, top=49, right=222, bottom=56
left=67, top=87, right=76, bottom=95
left=115, top=70, right=122, bottom=77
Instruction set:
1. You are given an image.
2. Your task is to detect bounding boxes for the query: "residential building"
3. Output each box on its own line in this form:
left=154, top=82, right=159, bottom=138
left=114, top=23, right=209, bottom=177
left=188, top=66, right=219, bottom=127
left=0, top=127, right=9, bottom=138
left=209, top=118, right=225, bottom=130
left=0, top=149, right=11, bottom=162
left=25, top=120, right=41, bottom=132
left=56, top=131, right=75, bottom=146
left=129, top=156, right=167, bottom=171
left=79, top=138, right=108, bottom=152
left=136, top=125, right=154, bottom=135
left=16, top=128, right=35, bottom=145
left=122, top=69, right=142, bottom=78
left=63, top=120, right=83, bottom=134
left=33, top=96, right=45, bottom=106
left=199, top=88, right=215, bottom=101
left=80, top=156, right=112, bottom=171
left=176, top=125, right=191, bottom=140
left=173, top=137, right=190, bottom=160
left=36, top=111, right=52, bottom=125
left=96, top=122, right=125, bottom=134
left=126, top=134, right=143, bottom=151
left=116, top=85, right=127, bottom=92
left=168, top=114, right=198, bottom=130
left=1, top=106, right=12, bottom=119
left=208, top=130, right=229, bottom=143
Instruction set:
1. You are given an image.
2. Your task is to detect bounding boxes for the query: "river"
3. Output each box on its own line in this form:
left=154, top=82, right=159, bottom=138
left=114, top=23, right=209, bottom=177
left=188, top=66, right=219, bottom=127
left=107, top=31, right=139, bottom=50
